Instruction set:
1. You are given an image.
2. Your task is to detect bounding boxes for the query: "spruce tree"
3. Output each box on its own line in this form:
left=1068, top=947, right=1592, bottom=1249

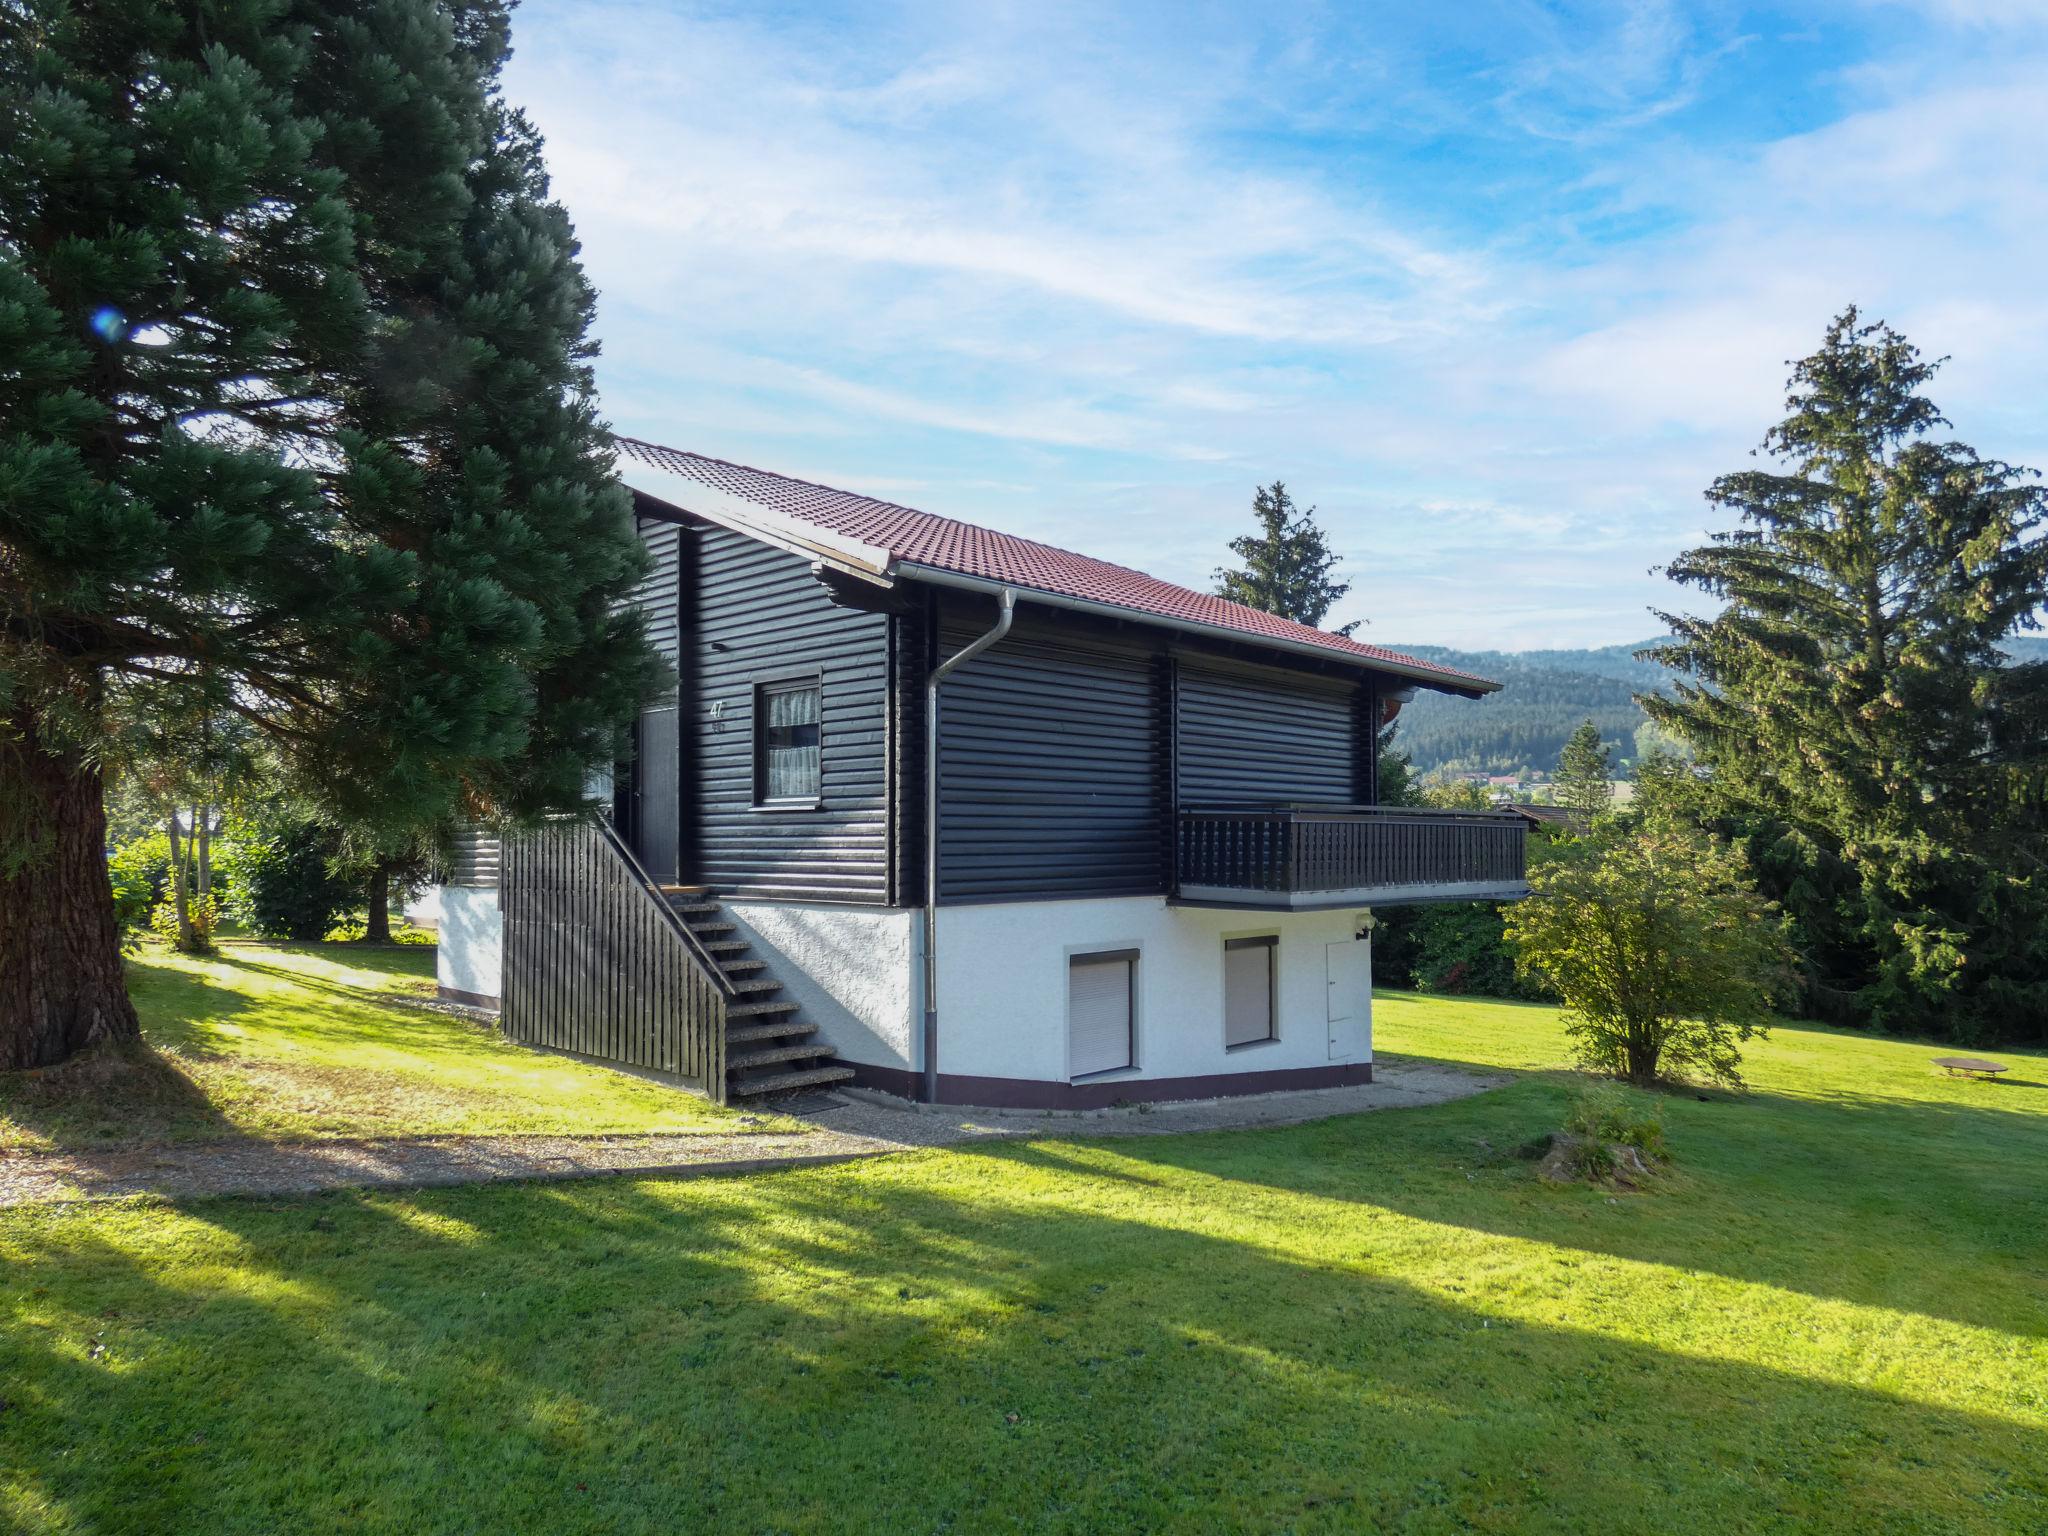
left=1214, top=482, right=1357, bottom=633
left=1556, top=720, right=1613, bottom=819
left=0, top=2, right=661, bottom=1067
left=1645, top=309, right=2048, bottom=1039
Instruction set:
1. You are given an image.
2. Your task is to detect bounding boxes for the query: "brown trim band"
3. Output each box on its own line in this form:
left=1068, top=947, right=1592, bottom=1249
left=438, top=985, right=500, bottom=1011
left=842, top=1058, right=1372, bottom=1109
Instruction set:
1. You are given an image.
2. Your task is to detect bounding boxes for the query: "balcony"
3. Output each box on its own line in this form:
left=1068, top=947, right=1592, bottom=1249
left=1174, top=804, right=1530, bottom=909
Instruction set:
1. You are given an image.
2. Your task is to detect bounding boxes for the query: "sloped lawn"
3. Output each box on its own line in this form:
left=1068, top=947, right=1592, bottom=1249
left=0, top=941, right=746, bottom=1152
left=2, top=989, right=2044, bottom=1532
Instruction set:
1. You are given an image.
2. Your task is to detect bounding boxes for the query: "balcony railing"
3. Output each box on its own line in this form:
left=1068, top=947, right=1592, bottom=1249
left=1175, top=804, right=1530, bottom=908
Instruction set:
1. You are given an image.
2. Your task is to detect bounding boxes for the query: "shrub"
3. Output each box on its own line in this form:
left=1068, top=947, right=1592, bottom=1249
left=149, top=890, right=220, bottom=953
left=1506, top=823, right=1790, bottom=1087
left=1406, top=902, right=1554, bottom=1000
left=108, top=832, right=170, bottom=932
left=1564, top=1081, right=1667, bottom=1162
left=237, top=821, right=355, bottom=941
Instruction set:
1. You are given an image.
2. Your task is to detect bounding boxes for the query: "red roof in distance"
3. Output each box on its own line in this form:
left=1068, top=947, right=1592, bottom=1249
left=617, top=438, right=1497, bottom=694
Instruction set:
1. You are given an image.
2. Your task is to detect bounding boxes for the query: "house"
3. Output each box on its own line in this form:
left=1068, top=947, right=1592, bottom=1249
left=431, top=442, right=1527, bottom=1106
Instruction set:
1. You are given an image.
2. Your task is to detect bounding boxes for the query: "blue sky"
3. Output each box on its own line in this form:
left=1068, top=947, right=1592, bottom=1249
left=506, top=0, right=2048, bottom=649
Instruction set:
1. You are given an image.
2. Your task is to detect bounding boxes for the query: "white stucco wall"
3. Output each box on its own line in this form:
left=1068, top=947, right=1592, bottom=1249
left=403, top=884, right=443, bottom=932
left=724, top=901, right=917, bottom=1071
left=933, top=897, right=1372, bottom=1087
left=436, top=884, right=503, bottom=1004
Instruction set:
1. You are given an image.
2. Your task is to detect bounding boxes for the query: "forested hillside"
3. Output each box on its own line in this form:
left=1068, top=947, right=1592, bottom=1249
left=1389, top=635, right=2048, bottom=778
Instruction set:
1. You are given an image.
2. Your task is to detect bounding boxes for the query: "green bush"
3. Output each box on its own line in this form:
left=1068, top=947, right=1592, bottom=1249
left=237, top=821, right=355, bottom=941
left=1373, top=901, right=1554, bottom=1001
left=148, top=889, right=220, bottom=953
left=1564, top=1081, right=1667, bottom=1162
left=108, top=831, right=170, bottom=931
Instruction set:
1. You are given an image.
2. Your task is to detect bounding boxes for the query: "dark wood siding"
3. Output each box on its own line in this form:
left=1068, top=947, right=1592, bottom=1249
left=888, top=598, right=934, bottom=907
left=935, top=607, right=1167, bottom=902
left=447, top=823, right=501, bottom=888
left=631, top=516, right=683, bottom=666
left=693, top=526, right=891, bottom=901
left=1176, top=660, right=1359, bottom=806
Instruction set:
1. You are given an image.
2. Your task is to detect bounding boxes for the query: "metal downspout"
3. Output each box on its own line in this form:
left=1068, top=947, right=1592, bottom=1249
left=923, top=588, right=1016, bottom=1103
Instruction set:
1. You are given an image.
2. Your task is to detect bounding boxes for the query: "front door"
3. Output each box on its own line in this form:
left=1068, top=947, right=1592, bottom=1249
left=631, top=704, right=680, bottom=882
left=1325, top=939, right=1370, bottom=1061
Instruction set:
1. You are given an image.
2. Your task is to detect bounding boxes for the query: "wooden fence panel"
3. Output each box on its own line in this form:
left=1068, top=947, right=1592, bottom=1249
left=500, top=819, right=729, bottom=1102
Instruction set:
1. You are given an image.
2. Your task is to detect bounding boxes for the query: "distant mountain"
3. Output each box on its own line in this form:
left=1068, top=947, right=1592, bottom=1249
left=1387, top=633, right=2048, bottom=779
left=1387, top=641, right=1672, bottom=779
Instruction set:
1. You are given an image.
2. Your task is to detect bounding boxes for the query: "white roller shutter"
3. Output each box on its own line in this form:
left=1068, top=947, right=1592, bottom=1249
left=1068, top=952, right=1135, bottom=1078
left=1224, top=937, right=1275, bottom=1046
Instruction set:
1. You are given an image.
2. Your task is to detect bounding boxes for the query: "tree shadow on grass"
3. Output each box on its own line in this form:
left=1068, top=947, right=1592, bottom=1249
left=1088, top=1072, right=2048, bottom=1343
left=206, top=953, right=437, bottom=1015
left=0, top=965, right=252, bottom=1154
left=1, top=1162, right=2041, bottom=1534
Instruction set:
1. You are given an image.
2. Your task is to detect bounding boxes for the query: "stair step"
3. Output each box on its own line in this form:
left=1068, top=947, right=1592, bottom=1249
left=729, top=1064, right=856, bottom=1098
left=728, top=1018, right=819, bottom=1045
left=727, top=998, right=800, bottom=1018
left=729, top=977, right=783, bottom=995
left=727, top=1042, right=837, bottom=1072
left=700, top=940, right=751, bottom=956
left=688, top=921, right=736, bottom=937
left=672, top=901, right=721, bottom=916
left=719, top=958, right=768, bottom=976
left=658, top=884, right=710, bottom=897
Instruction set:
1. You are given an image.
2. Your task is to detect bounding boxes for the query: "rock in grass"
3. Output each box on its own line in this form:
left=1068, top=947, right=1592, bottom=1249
left=1535, top=1132, right=1654, bottom=1188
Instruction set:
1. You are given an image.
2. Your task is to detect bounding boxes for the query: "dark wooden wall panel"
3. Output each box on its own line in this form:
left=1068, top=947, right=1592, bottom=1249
left=1176, top=660, right=1359, bottom=806
left=692, top=527, right=891, bottom=902
left=935, top=607, right=1167, bottom=902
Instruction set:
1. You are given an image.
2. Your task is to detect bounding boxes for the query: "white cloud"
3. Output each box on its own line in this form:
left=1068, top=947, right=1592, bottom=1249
left=509, top=0, right=2048, bottom=648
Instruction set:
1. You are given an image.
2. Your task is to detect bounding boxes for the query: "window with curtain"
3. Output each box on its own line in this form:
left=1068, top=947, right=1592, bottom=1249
left=756, top=680, right=822, bottom=803
left=1223, top=935, right=1277, bottom=1047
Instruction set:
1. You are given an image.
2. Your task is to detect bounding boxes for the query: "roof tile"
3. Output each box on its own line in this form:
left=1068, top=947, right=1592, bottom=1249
left=618, top=438, right=1494, bottom=692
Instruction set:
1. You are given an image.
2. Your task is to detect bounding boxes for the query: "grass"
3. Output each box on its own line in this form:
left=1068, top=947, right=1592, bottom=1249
left=0, top=940, right=753, bottom=1152
left=2, top=978, right=2045, bottom=1532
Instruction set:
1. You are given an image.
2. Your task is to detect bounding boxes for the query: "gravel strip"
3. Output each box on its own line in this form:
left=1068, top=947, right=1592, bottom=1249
left=0, top=1057, right=1506, bottom=1209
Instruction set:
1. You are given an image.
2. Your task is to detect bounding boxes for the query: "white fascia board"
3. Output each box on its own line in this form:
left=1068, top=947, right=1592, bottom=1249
left=618, top=460, right=896, bottom=586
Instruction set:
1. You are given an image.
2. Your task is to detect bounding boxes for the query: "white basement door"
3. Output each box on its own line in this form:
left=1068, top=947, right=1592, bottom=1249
left=1068, top=952, right=1136, bottom=1078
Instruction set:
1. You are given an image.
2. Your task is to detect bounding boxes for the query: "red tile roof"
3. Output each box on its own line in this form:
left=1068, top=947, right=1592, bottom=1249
left=618, top=438, right=1497, bottom=693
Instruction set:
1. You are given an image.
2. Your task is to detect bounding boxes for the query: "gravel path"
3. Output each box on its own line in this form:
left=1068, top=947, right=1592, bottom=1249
left=0, top=1058, right=1506, bottom=1209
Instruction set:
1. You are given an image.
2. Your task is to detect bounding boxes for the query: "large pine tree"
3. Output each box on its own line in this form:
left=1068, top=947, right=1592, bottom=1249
left=1645, top=309, right=2048, bottom=1039
left=1214, top=481, right=1357, bottom=633
left=0, top=1, right=661, bottom=1067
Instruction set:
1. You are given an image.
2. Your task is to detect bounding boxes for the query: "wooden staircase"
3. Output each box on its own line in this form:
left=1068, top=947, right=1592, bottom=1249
left=660, top=889, right=855, bottom=1100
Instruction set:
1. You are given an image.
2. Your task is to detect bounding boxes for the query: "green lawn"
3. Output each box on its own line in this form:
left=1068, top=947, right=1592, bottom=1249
left=2, top=983, right=2045, bottom=1532
left=0, top=941, right=749, bottom=1152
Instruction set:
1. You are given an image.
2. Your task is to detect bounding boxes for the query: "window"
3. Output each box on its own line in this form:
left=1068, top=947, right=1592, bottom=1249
left=1068, top=950, right=1136, bottom=1079
left=1224, top=935, right=1277, bottom=1047
left=755, top=680, right=821, bottom=804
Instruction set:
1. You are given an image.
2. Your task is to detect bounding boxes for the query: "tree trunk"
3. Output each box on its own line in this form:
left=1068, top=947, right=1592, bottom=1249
left=197, top=806, right=211, bottom=899
left=166, top=809, right=194, bottom=949
left=364, top=859, right=392, bottom=944
left=0, top=705, right=141, bottom=1070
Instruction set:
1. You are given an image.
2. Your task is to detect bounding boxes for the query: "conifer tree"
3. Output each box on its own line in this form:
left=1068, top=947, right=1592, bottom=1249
left=1555, top=720, right=1614, bottom=819
left=1214, top=482, right=1357, bottom=633
left=0, top=2, right=661, bottom=1067
left=1645, top=309, right=2048, bottom=1039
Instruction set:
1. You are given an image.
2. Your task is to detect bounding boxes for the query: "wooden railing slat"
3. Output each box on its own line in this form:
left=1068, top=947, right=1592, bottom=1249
left=1176, top=804, right=1527, bottom=900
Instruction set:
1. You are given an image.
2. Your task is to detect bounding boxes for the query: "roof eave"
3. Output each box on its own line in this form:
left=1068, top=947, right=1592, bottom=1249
left=894, top=563, right=1500, bottom=696
left=621, top=461, right=894, bottom=586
